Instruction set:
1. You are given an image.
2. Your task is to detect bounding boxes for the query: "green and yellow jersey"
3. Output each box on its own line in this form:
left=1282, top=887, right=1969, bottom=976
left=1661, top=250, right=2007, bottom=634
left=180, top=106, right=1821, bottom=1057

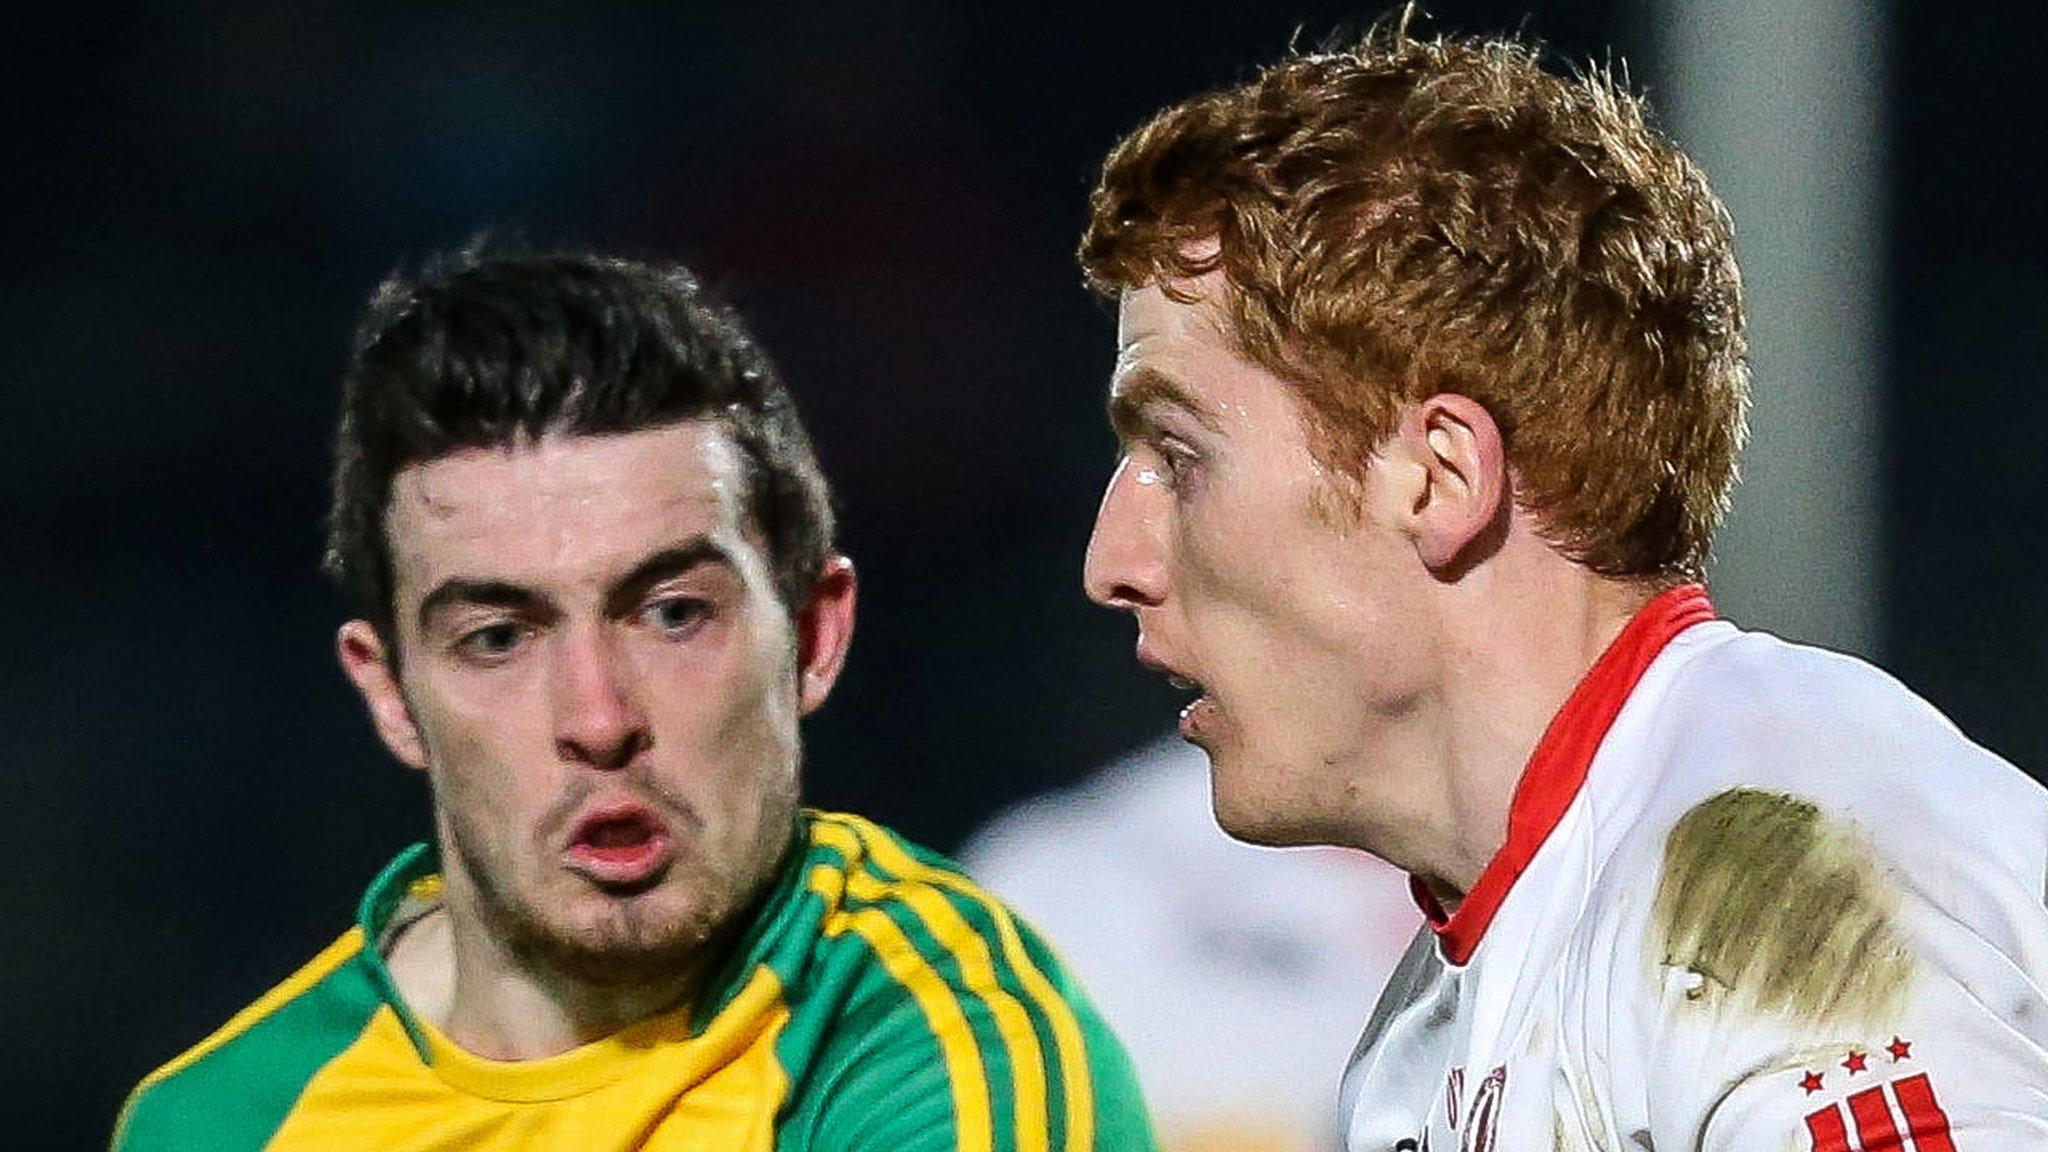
left=114, top=810, right=1156, bottom=1151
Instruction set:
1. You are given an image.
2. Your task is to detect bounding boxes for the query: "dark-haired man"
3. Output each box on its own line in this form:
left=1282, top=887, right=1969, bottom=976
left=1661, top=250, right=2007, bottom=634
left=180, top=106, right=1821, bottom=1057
left=114, top=251, right=1155, bottom=1152
left=1078, top=24, right=2048, bottom=1152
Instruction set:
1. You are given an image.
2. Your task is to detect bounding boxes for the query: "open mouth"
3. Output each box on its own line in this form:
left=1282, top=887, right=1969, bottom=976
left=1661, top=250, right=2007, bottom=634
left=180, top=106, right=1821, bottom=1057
left=583, top=814, right=657, bottom=851
left=565, top=805, right=675, bottom=886
left=1139, top=648, right=1218, bottom=743
left=1175, top=685, right=1218, bottom=740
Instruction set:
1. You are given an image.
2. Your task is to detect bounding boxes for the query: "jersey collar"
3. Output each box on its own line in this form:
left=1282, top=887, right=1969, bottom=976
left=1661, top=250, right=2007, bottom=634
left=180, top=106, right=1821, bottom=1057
left=355, top=842, right=442, bottom=1063
left=1412, top=582, right=1717, bottom=965
left=350, top=821, right=808, bottom=1099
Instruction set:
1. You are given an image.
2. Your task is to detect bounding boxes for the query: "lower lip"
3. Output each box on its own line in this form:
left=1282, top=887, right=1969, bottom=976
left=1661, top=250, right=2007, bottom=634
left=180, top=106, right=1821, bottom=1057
left=564, top=833, right=674, bottom=887
left=1179, top=696, right=1222, bottom=744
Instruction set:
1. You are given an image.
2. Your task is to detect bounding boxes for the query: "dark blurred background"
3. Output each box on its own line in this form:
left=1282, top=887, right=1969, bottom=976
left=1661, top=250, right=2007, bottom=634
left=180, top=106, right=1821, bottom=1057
left=5, top=2, right=2042, bottom=1146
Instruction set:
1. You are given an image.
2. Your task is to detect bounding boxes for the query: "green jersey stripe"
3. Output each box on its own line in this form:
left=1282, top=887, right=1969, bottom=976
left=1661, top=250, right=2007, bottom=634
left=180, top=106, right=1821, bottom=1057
left=113, top=944, right=385, bottom=1152
left=832, top=851, right=1045, bottom=1151
left=806, top=858, right=1000, bottom=1150
left=819, top=812, right=1097, bottom=1152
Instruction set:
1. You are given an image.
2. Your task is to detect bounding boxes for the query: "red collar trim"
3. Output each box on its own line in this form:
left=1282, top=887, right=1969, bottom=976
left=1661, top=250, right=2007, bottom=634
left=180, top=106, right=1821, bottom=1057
left=1413, top=583, right=1716, bottom=965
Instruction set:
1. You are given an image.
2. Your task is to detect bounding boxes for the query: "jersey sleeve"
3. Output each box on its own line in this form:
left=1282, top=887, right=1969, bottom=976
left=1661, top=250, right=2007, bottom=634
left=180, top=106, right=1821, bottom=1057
left=1641, top=830, right=2048, bottom=1151
left=1699, top=1046, right=2048, bottom=1152
left=1693, top=925, right=2048, bottom=1150
left=794, top=918, right=1157, bottom=1152
left=110, top=931, right=386, bottom=1152
left=798, top=998, right=959, bottom=1152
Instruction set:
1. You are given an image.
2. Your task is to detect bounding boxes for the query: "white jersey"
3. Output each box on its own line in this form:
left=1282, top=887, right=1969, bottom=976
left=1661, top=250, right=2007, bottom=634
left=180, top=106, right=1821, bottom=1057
left=1342, top=585, right=2048, bottom=1152
left=963, top=737, right=1420, bottom=1152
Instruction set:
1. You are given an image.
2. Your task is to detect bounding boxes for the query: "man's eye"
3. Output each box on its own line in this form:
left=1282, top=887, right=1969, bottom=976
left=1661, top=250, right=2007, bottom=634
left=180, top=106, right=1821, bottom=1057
left=644, top=597, right=710, bottom=635
left=456, top=622, right=528, bottom=660
left=1155, top=438, right=1199, bottom=482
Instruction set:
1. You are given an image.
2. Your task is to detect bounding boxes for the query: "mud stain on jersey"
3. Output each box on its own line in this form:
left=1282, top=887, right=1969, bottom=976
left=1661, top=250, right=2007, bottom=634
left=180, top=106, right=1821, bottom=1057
left=1653, top=787, right=1912, bottom=1025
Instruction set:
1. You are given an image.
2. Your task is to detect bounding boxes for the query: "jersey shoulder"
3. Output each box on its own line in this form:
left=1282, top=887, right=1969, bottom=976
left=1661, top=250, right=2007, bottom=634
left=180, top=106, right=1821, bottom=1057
left=1610, top=626, right=2048, bottom=969
left=1575, top=627, right=2048, bottom=1145
left=113, top=928, right=388, bottom=1152
left=1634, top=624, right=2048, bottom=861
left=778, top=810, right=1155, bottom=1152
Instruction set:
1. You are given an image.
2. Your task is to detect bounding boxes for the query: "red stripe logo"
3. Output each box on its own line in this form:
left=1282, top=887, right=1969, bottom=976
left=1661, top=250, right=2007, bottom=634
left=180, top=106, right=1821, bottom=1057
left=1806, top=1104, right=1851, bottom=1152
left=1803, top=1074, right=1956, bottom=1151
left=1892, top=1074, right=1958, bottom=1152
left=1846, top=1085, right=1902, bottom=1151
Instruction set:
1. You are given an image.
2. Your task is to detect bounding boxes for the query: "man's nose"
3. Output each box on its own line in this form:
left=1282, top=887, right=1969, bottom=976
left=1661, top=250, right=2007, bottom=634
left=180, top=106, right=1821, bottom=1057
left=550, top=627, right=652, bottom=770
left=1083, top=456, right=1169, bottom=611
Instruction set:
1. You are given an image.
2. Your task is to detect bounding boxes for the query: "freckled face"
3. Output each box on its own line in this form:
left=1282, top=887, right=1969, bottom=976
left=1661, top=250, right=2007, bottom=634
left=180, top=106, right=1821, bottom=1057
left=375, top=422, right=816, bottom=983
left=1082, top=279, right=1439, bottom=846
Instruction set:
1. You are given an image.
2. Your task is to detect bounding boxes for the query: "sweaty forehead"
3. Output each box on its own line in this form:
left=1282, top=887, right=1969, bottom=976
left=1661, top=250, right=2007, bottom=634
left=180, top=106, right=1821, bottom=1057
left=1114, top=275, right=1234, bottom=357
left=1110, top=278, right=1280, bottom=432
left=384, top=422, right=749, bottom=595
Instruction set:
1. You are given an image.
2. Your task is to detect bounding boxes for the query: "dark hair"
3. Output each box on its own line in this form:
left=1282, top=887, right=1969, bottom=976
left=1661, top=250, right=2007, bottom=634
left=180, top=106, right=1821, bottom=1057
left=1080, top=19, right=1748, bottom=582
left=323, top=247, right=835, bottom=639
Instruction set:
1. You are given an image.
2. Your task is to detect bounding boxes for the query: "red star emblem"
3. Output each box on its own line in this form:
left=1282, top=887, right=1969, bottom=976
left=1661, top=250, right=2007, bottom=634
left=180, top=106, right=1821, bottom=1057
left=1887, top=1036, right=1912, bottom=1062
left=1799, top=1070, right=1825, bottom=1095
left=1842, top=1050, right=1868, bottom=1074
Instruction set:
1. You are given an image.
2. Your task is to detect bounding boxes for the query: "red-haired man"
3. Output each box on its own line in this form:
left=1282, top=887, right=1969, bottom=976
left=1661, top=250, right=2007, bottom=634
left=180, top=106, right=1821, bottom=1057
left=1079, top=23, right=2048, bottom=1152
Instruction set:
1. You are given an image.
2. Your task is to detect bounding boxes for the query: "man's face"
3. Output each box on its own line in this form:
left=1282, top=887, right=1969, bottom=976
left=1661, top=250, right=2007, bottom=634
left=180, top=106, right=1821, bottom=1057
left=341, top=421, right=852, bottom=985
left=1084, top=278, right=1439, bottom=846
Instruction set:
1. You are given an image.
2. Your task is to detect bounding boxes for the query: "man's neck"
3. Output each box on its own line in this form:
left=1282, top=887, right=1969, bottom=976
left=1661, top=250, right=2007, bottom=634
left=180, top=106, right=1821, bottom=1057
left=383, top=899, right=710, bottom=1062
left=1348, top=549, right=1656, bottom=903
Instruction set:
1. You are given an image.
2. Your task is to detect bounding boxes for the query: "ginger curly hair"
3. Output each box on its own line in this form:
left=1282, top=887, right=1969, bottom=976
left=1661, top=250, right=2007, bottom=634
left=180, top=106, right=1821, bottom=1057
left=1079, top=18, right=1749, bottom=581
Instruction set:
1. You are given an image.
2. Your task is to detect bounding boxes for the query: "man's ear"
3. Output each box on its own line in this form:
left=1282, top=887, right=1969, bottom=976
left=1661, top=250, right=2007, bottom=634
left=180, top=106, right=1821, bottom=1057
left=1395, top=393, right=1510, bottom=574
left=795, top=554, right=858, bottom=716
left=337, top=620, right=429, bottom=771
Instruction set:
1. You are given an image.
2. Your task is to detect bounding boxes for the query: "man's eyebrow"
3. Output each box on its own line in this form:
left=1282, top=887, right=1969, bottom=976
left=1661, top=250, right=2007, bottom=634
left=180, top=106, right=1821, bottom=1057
left=416, top=580, right=545, bottom=630
left=413, top=540, right=736, bottom=630
left=603, top=539, right=736, bottom=615
left=1107, top=366, right=1223, bottom=443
